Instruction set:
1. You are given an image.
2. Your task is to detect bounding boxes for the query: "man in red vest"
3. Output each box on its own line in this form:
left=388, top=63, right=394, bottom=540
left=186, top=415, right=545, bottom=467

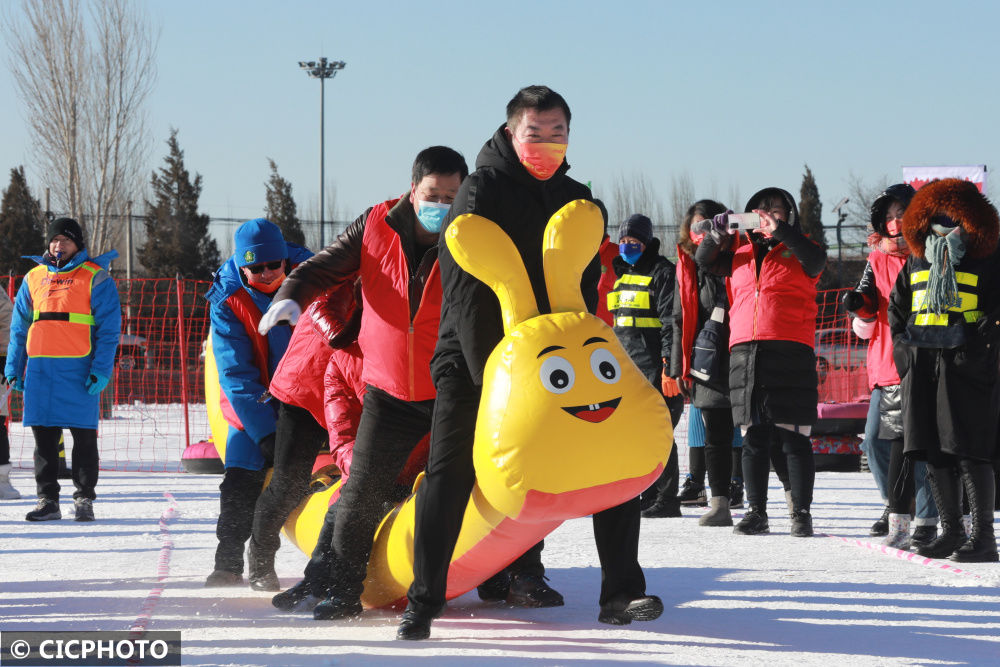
left=203, top=218, right=312, bottom=586
left=258, top=146, right=470, bottom=620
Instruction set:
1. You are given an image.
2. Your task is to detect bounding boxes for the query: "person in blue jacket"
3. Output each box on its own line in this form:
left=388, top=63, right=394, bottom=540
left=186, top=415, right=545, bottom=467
left=5, top=217, right=121, bottom=523
left=204, top=218, right=312, bottom=586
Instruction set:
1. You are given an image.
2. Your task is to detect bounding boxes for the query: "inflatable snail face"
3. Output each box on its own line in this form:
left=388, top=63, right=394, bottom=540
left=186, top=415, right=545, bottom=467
left=445, top=200, right=672, bottom=522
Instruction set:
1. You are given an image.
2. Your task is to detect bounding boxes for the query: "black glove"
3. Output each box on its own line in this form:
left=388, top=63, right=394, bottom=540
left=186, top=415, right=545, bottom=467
left=258, top=433, right=276, bottom=467
left=841, top=290, right=866, bottom=314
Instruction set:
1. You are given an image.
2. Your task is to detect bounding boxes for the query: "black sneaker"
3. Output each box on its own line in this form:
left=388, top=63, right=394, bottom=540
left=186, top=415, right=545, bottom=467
left=507, top=573, right=564, bottom=608
left=476, top=570, right=510, bottom=601
left=733, top=506, right=769, bottom=535
left=641, top=501, right=682, bottom=518
left=870, top=506, right=890, bottom=537
left=677, top=476, right=707, bottom=506
left=910, top=525, right=938, bottom=549
left=272, top=580, right=316, bottom=612
left=73, top=498, right=94, bottom=522
left=396, top=607, right=434, bottom=641
left=729, top=478, right=745, bottom=508
left=312, top=595, right=363, bottom=620
left=598, top=594, right=664, bottom=625
left=26, top=498, right=61, bottom=522
left=790, top=509, right=814, bottom=537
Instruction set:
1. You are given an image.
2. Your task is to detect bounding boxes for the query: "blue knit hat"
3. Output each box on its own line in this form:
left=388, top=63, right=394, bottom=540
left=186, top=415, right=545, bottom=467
left=618, top=214, right=653, bottom=244
left=234, top=218, right=287, bottom=267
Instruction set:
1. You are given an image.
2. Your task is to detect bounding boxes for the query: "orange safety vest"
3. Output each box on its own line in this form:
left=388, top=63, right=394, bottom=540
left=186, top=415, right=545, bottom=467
left=25, top=261, right=103, bottom=358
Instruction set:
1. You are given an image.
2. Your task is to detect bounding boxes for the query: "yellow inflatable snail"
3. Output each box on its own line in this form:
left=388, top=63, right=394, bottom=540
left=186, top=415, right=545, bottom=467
left=284, top=199, right=673, bottom=608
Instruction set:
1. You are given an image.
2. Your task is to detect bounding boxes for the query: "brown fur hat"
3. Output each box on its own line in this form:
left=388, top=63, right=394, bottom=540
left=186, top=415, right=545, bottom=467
left=902, top=178, right=999, bottom=259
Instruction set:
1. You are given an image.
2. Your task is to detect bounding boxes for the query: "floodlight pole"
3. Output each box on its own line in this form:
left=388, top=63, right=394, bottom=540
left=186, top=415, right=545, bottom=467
left=298, top=57, right=346, bottom=249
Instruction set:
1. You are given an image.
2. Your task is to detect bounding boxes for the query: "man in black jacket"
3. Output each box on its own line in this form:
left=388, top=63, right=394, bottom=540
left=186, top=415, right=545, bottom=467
left=399, top=86, right=663, bottom=641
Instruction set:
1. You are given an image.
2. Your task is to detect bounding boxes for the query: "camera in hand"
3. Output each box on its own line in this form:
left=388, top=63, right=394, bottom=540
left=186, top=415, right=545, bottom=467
left=726, top=212, right=761, bottom=232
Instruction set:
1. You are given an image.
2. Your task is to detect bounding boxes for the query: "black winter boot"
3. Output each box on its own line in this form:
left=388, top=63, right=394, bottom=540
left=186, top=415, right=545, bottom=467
left=950, top=460, right=998, bottom=563
left=869, top=505, right=890, bottom=537
left=915, top=466, right=966, bottom=559
left=211, top=467, right=267, bottom=578
left=248, top=538, right=280, bottom=591
left=733, top=505, right=769, bottom=535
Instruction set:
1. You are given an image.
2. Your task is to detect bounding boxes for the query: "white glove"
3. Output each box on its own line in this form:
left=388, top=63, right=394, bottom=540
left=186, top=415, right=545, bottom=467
left=852, top=316, right=876, bottom=340
left=258, top=298, right=301, bottom=334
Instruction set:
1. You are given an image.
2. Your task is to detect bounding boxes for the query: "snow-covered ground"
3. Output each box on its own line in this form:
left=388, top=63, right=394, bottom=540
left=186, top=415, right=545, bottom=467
left=3, top=457, right=999, bottom=666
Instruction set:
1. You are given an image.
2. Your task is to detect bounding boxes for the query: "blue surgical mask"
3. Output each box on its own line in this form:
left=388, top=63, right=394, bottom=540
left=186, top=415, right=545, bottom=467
left=619, top=242, right=643, bottom=265
left=416, top=200, right=450, bottom=233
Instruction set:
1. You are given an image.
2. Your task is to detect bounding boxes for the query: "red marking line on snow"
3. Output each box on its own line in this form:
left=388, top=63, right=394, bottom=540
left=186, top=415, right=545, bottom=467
left=128, top=491, right=178, bottom=651
left=822, top=533, right=985, bottom=580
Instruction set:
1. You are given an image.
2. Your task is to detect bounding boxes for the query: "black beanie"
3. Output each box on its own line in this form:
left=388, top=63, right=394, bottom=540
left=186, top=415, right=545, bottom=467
left=618, top=214, right=653, bottom=244
left=47, top=217, right=85, bottom=249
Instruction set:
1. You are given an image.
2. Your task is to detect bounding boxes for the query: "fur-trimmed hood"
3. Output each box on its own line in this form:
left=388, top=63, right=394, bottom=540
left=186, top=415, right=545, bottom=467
left=902, top=178, right=999, bottom=259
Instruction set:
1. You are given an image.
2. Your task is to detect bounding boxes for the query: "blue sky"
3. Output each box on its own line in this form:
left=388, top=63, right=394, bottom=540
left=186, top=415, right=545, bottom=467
left=2, top=0, right=999, bottom=240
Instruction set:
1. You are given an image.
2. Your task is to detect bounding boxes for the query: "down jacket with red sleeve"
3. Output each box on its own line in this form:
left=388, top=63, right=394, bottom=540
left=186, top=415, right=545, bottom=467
left=273, top=197, right=441, bottom=402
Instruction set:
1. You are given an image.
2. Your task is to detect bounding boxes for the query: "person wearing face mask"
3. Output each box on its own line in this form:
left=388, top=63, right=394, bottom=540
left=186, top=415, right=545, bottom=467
left=888, top=178, right=1000, bottom=563
left=696, top=188, right=826, bottom=538
left=670, top=200, right=745, bottom=526
left=5, top=217, right=121, bottom=522
left=257, top=146, right=469, bottom=620
left=203, top=218, right=313, bottom=586
left=606, top=214, right=683, bottom=518
left=843, top=184, right=939, bottom=550
left=398, top=86, right=661, bottom=641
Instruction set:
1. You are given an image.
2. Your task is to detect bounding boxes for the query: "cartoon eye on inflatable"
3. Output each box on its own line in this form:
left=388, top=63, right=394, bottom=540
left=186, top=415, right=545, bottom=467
left=590, top=348, right=621, bottom=384
left=540, top=355, right=575, bottom=394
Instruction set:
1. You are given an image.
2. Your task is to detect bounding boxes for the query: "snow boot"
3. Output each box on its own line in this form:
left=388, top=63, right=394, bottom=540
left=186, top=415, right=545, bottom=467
left=881, top=513, right=911, bottom=550
left=25, top=497, right=61, bottom=521
left=205, top=570, right=244, bottom=587
left=950, top=461, right=998, bottom=563
left=0, top=463, right=21, bottom=499
left=699, top=495, right=733, bottom=526
left=734, top=505, right=769, bottom=535
left=910, top=524, right=938, bottom=549
left=248, top=538, right=280, bottom=591
left=915, top=466, right=966, bottom=559
left=598, top=593, right=664, bottom=625
left=507, top=573, right=564, bottom=608
left=73, top=497, right=94, bottom=522
left=870, top=505, right=890, bottom=537
left=790, top=509, right=814, bottom=537
left=677, top=475, right=707, bottom=507
left=728, top=477, right=744, bottom=508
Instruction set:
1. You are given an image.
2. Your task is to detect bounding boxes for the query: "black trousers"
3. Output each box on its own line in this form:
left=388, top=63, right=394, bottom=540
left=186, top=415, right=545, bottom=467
left=32, top=426, right=98, bottom=501
left=251, top=402, right=328, bottom=557
left=215, top=466, right=267, bottom=573
left=0, top=415, right=9, bottom=466
left=702, top=407, right=736, bottom=498
left=742, top=423, right=814, bottom=512
left=408, top=370, right=646, bottom=615
left=643, top=394, right=684, bottom=507
left=327, top=386, right=433, bottom=599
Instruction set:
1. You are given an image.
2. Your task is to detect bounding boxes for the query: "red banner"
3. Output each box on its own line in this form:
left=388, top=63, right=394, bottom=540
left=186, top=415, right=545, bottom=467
left=902, top=164, right=987, bottom=192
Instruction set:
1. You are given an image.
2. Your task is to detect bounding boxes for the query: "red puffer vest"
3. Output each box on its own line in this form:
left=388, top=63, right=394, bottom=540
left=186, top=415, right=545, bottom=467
left=358, top=200, right=441, bottom=401
left=728, top=237, right=818, bottom=349
left=865, top=250, right=906, bottom=389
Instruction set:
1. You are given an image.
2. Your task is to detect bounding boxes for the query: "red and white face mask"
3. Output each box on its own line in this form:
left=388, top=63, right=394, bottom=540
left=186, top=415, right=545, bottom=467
left=689, top=228, right=705, bottom=245
left=885, top=218, right=902, bottom=237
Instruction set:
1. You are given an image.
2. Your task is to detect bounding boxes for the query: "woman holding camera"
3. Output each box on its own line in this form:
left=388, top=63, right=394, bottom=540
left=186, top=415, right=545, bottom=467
left=695, top=188, right=826, bottom=537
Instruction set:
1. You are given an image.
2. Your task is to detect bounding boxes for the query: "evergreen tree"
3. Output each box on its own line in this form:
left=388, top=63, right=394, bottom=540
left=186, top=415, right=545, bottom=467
left=264, top=159, right=304, bottom=246
left=799, top=164, right=828, bottom=249
left=139, top=130, right=220, bottom=279
left=0, top=167, right=46, bottom=275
